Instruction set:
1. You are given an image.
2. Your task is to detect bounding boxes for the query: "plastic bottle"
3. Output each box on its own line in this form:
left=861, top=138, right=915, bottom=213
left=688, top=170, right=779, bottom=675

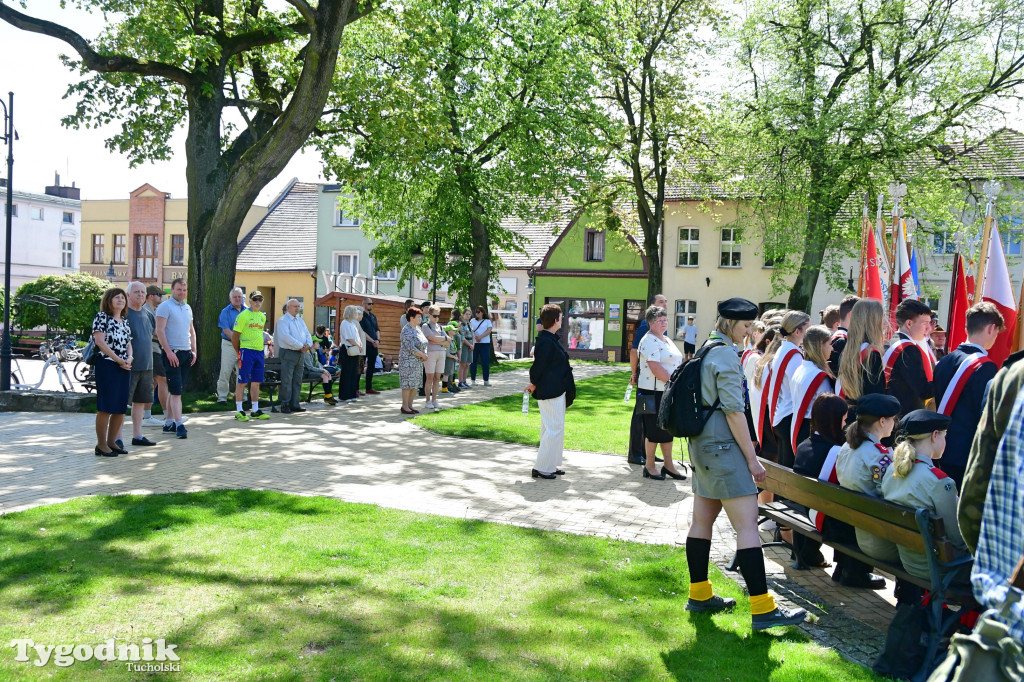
left=623, top=383, right=633, bottom=402
left=522, top=391, right=530, bottom=414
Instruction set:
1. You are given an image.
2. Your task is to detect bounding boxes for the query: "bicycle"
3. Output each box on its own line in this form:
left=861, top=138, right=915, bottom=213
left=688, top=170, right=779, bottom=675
left=74, top=360, right=96, bottom=392
left=11, top=352, right=76, bottom=392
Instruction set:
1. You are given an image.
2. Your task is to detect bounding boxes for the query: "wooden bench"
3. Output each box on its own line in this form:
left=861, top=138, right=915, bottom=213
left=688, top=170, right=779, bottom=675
left=261, top=356, right=329, bottom=412
left=756, top=458, right=973, bottom=681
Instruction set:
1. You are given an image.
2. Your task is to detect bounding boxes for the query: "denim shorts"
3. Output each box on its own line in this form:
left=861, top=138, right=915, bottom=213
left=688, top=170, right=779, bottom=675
left=162, top=350, right=193, bottom=395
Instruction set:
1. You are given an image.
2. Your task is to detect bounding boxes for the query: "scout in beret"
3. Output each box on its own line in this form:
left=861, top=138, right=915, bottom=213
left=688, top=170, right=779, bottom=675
left=717, top=297, right=759, bottom=321
left=856, top=393, right=901, bottom=418
left=898, top=409, right=952, bottom=438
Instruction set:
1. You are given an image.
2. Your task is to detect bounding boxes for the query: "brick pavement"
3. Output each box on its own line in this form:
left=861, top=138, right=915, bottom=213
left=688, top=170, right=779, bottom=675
left=0, top=363, right=893, bottom=669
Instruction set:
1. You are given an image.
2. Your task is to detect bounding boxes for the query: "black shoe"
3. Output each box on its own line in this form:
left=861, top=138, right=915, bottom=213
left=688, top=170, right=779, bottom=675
left=281, top=405, right=292, bottom=414
left=661, top=466, right=687, bottom=480
left=114, top=439, right=124, bottom=450
left=554, top=469, right=565, bottom=475
left=532, top=469, right=556, bottom=479
left=292, top=406, right=307, bottom=413
left=839, top=572, right=887, bottom=590
left=131, top=437, right=157, bottom=446
left=752, top=606, right=807, bottom=631
left=643, top=468, right=665, bottom=480
left=685, top=594, right=737, bottom=613
left=627, top=456, right=646, bottom=465
left=109, top=444, right=129, bottom=454
left=95, top=447, right=118, bottom=457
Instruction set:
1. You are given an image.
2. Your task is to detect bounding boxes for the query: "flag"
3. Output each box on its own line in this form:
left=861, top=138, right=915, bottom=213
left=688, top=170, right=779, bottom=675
left=888, top=219, right=917, bottom=324
left=910, top=247, right=920, bottom=292
left=863, top=224, right=884, bottom=301
left=981, top=225, right=1018, bottom=366
left=966, top=262, right=976, bottom=305
left=946, top=253, right=969, bottom=351
left=1014, top=278, right=1024, bottom=353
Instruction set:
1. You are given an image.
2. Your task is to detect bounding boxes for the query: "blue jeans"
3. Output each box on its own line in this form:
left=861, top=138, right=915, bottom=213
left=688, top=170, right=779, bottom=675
left=470, top=343, right=490, bottom=381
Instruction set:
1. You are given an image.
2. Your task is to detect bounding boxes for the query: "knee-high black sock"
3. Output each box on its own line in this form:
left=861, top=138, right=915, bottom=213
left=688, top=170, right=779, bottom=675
left=685, top=537, right=711, bottom=584
left=735, top=546, right=768, bottom=597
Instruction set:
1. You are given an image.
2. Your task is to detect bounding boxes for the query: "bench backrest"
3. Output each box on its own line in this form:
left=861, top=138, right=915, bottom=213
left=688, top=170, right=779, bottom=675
left=758, top=458, right=958, bottom=562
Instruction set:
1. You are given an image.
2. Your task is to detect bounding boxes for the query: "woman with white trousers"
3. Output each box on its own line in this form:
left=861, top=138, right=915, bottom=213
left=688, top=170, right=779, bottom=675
left=525, top=304, right=574, bottom=479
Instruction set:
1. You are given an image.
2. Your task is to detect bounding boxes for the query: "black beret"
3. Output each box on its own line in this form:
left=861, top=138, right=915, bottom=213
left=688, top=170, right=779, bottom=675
left=899, top=409, right=952, bottom=437
left=856, top=393, right=901, bottom=418
left=717, top=298, right=759, bottom=321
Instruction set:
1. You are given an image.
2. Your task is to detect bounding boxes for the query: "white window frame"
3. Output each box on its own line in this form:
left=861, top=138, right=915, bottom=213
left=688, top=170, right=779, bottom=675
left=61, top=241, right=74, bottom=269
left=677, top=227, right=699, bottom=267
left=30, top=206, right=44, bottom=221
left=332, top=250, right=360, bottom=276
left=720, top=228, right=742, bottom=268
left=334, top=208, right=361, bottom=227
left=371, top=260, right=397, bottom=281
left=674, top=300, right=697, bottom=338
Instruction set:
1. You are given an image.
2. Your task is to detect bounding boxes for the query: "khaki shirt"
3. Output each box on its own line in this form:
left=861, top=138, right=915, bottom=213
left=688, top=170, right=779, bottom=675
left=882, top=460, right=966, bottom=579
left=836, top=436, right=899, bottom=562
left=699, top=333, right=745, bottom=414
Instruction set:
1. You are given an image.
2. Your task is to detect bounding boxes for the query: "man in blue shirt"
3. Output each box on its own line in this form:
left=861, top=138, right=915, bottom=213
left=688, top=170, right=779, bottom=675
left=216, top=287, right=247, bottom=403
left=628, top=293, right=667, bottom=464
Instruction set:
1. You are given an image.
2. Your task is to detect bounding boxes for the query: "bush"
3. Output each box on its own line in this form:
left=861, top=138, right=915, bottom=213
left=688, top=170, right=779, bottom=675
left=14, top=273, right=112, bottom=336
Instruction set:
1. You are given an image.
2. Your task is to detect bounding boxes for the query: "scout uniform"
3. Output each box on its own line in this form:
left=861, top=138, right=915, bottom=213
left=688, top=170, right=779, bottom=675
left=932, top=342, right=997, bottom=488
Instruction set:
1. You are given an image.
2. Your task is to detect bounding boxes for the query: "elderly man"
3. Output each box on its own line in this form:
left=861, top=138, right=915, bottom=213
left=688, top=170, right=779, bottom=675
left=123, top=281, right=158, bottom=447
left=155, top=278, right=197, bottom=439
left=360, top=297, right=382, bottom=394
left=143, top=285, right=169, bottom=427
left=276, top=298, right=312, bottom=413
left=216, top=287, right=247, bottom=403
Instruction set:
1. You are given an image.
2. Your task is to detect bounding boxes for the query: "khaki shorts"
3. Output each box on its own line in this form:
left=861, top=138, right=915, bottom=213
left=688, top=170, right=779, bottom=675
left=129, top=370, right=154, bottom=404
left=424, top=351, right=446, bottom=374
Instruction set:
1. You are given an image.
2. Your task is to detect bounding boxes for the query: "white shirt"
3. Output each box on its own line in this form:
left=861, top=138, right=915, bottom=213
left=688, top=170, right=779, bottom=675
left=637, top=333, right=683, bottom=391
left=682, top=324, right=698, bottom=344
left=276, top=313, right=312, bottom=351
left=791, top=359, right=833, bottom=418
left=471, top=318, right=492, bottom=344
left=340, top=320, right=362, bottom=350
left=769, top=339, right=803, bottom=425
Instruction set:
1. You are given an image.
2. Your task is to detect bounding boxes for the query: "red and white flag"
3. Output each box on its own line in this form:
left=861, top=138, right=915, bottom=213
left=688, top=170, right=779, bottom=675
left=946, top=253, right=969, bottom=352
left=982, top=225, right=1018, bottom=366
left=888, top=220, right=918, bottom=326
left=863, top=225, right=884, bottom=302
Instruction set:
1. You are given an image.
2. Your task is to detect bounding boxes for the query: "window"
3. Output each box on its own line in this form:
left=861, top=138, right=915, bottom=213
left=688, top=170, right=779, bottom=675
left=584, top=229, right=605, bottom=262
left=677, top=228, right=699, bottom=266
left=61, top=242, right=74, bottom=269
left=933, top=231, right=957, bottom=255
left=565, top=299, right=605, bottom=350
left=674, top=300, right=697, bottom=338
left=113, top=234, right=126, bottom=264
left=720, top=228, right=741, bottom=267
left=999, top=215, right=1023, bottom=257
left=4, top=203, right=15, bottom=218
left=30, top=207, right=43, bottom=221
left=134, top=234, right=158, bottom=279
left=91, top=234, right=104, bottom=263
left=62, top=211, right=74, bottom=224
left=170, top=234, right=185, bottom=265
left=334, top=251, right=359, bottom=275
left=334, top=208, right=361, bottom=227
left=924, top=297, right=940, bottom=311
left=372, top=261, right=397, bottom=281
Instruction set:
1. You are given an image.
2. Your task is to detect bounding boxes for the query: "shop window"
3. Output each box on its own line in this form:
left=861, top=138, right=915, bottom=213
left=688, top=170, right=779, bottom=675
left=566, top=299, right=605, bottom=350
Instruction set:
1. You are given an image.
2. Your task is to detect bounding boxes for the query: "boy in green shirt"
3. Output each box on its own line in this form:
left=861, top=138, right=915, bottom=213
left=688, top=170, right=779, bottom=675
left=232, top=291, right=269, bottom=420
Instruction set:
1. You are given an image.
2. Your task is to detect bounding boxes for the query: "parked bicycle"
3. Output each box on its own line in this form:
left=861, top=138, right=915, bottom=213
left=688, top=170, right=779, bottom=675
left=11, top=352, right=75, bottom=392
left=39, top=334, right=83, bottom=362
left=73, top=360, right=96, bottom=392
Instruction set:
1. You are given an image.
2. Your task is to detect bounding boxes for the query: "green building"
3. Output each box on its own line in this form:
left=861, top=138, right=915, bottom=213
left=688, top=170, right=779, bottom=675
left=532, top=211, right=648, bottom=361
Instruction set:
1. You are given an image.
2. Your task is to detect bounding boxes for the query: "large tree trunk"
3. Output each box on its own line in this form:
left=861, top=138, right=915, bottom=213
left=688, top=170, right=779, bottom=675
left=787, top=178, right=832, bottom=313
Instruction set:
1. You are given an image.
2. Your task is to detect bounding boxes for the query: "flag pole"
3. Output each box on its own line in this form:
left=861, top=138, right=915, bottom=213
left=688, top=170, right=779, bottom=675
left=978, top=181, right=1001, bottom=295
left=859, top=197, right=869, bottom=296
left=888, top=182, right=907, bottom=310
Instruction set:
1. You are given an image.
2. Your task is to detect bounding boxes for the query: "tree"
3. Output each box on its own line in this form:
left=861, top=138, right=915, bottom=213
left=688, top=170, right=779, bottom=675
left=314, top=0, right=611, bottom=310
left=590, top=0, right=718, bottom=301
left=1, top=0, right=372, bottom=384
left=14, top=273, right=110, bottom=336
left=724, top=0, right=1024, bottom=311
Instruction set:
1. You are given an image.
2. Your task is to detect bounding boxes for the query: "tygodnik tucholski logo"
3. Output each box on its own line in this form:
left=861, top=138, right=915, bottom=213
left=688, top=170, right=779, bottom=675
left=10, top=637, right=181, bottom=671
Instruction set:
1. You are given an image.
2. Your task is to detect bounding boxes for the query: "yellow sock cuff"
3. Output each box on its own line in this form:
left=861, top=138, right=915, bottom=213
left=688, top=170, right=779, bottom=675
left=749, top=592, right=777, bottom=615
left=689, top=581, right=714, bottom=601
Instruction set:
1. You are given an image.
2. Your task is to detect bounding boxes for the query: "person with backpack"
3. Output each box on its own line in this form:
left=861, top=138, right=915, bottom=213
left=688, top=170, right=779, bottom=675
left=683, top=297, right=807, bottom=631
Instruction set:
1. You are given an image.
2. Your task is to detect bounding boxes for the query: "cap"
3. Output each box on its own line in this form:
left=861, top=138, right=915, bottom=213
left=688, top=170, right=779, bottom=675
left=717, top=298, right=759, bottom=321
left=146, top=285, right=164, bottom=297
left=856, top=393, right=901, bottom=418
left=249, top=290, right=264, bottom=300
left=444, top=321, right=459, bottom=331
left=932, top=324, right=946, bottom=332
left=899, top=409, right=951, bottom=437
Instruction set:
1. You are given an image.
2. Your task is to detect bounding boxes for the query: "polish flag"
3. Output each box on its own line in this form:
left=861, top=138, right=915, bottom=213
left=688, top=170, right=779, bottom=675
left=888, top=220, right=917, bottom=326
left=946, top=253, right=969, bottom=352
left=863, top=225, right=883, bottom=301
left=982, top=226, right=1018, bottom=367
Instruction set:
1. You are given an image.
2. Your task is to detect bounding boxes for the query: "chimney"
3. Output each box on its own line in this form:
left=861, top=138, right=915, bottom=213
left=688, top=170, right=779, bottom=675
left=45, top=175, right=81, bottom=200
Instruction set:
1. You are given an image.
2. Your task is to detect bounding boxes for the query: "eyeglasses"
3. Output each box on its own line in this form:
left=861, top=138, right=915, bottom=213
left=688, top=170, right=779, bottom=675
left=251, top=297, right=264, bottom=302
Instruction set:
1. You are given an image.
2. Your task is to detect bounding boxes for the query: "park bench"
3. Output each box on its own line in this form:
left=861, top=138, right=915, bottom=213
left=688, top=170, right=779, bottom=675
left=755, top=458, right=973, bottom=682
left=260, top=356, right=327, bottom=412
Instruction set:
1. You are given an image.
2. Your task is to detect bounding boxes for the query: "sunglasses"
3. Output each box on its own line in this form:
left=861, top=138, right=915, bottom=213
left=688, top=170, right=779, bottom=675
left=251, top=297, right=264, bottom=302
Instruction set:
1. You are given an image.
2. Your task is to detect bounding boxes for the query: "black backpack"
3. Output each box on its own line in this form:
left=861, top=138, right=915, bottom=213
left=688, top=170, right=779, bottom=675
left=658, top=340, right=726, bottom=437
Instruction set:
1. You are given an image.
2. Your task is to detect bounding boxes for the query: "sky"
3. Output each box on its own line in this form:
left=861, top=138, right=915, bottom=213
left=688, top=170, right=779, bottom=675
left=0, top=2, right=327, bottom=205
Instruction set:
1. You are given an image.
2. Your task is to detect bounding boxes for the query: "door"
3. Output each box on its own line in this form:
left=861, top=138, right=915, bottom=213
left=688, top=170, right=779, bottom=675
left=621, top=299, right=645, bottom=359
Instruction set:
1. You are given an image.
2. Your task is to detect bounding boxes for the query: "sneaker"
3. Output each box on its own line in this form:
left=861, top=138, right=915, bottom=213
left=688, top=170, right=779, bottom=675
left=432, top=401, right=442, bottom=410
left=144, top=416, right=165, bottom=428
left=216, top=398, right=228, bottom=404
left=162, top=423, right=176, bottom=433
left=685, top=595, right=737, bottom=614
left=325, top=397, right=338, bottom=406
left=235, top=411, right=250, bottom=422
left=175, top=424, right=188, bottom=439
left=441, top=387, right=449, bottom=393
left=250, top=410, right=270, bottom=420
left=751, top=606, right=807, bottom=631
left=484, top=381, right=490, bottom=386
left=471, top=380, right=477, bottom=385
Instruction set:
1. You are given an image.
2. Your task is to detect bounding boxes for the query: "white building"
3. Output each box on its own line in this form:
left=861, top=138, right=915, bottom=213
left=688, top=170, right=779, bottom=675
left=0, top=175, right=82, bottom=289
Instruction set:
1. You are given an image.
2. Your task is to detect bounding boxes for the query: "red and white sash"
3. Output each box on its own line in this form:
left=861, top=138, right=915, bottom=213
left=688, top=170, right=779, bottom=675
left=830, top=329, right=848, bottom=343
left=767, top=345, right=802, bottom=425
left=937, top=354, right=995, bottom=415
left=790, top=363, right=832, bottom=453
left=741, top=348, right=759, bottom=366
left=835, top=343, right=872, bottom=399
left=883, top=336, right=934, bottom=383
left=808, top=444, right=843, bottom=532
left=754, top=369, right=769, bottom=446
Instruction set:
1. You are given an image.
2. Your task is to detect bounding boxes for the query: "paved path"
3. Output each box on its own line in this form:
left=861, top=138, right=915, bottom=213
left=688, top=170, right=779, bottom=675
left=0, top=362, right=892, bottom=669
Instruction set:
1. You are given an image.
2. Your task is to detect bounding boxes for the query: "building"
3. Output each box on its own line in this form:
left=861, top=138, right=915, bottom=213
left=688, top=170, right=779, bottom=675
left=80, top=183, right=266, bottom=289
left=0, top=175, right=81, bottom=289
left=235, top=180, right=319, bottom=333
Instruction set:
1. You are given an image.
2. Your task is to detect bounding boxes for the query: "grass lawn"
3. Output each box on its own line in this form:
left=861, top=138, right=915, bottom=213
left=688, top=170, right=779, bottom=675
left=414, top=369, right=659, bottom=456
left=0, top=490, right=880, bottom=681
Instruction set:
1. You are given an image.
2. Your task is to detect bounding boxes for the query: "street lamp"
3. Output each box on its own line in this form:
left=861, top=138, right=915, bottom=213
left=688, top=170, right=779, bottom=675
left=107, top=260, right=116, bottom=280
left=1, top=92, right=16, bottom=392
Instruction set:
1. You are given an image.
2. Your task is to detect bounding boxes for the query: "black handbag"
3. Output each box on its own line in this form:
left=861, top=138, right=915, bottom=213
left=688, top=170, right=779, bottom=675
left=636, top=393, right=657, bottom=415
left=563, top=366, right=576, bottom=408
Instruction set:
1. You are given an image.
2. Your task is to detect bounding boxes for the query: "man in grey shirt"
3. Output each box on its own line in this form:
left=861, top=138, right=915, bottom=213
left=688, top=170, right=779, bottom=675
left=155, top=277, right=197, bottom=439
left=124, top=281, right=158, bottom=447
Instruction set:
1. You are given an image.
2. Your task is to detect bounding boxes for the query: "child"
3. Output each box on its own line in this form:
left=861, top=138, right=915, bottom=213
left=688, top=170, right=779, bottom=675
left=442, top=322, right=461, bottom=393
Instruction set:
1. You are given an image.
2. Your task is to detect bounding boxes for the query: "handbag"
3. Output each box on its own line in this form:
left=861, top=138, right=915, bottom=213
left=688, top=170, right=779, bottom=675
left=345, top=344, right=360, bottom=357
left=636, top=393, right=657, bottom=415
left=82, top=337, right=98, bottom=366
left=563, top=366, right=576, bottom=408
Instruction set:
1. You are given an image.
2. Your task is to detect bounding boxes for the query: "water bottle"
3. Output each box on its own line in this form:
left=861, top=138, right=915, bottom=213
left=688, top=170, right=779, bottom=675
left=623, top=383, right=633, bottom=402
left=522, top=391, right=530, bottom=414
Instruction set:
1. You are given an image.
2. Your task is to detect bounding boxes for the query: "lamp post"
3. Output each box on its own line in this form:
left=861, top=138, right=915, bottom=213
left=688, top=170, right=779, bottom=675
left=107, top=260, right=116, bottom=280
left=1, top=92, right=15, bottom=392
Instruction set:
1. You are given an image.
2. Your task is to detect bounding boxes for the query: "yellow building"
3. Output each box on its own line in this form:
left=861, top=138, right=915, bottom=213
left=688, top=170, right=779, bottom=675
left=80, top=183, right=266, bottom=289
left=235, top=180, right=319, bottom=333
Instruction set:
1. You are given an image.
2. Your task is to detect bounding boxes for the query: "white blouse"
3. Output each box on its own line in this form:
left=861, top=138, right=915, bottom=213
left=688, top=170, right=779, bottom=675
left=637, top=333, right=683, bottom=391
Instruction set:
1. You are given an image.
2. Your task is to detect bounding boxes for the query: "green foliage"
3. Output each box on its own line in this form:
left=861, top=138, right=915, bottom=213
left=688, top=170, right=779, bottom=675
left=316, top=0, right=612, bottom=307
left=13, top=273, right=111, bottom=337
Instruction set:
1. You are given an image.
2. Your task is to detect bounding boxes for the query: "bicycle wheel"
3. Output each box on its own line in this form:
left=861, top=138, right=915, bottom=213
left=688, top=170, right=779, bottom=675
left=74, top=361, right=92, bottom=384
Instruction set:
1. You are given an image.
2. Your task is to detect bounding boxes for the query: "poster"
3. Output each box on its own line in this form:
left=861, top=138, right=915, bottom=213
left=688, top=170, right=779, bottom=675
left=609, top=303, right=620, bottom=320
